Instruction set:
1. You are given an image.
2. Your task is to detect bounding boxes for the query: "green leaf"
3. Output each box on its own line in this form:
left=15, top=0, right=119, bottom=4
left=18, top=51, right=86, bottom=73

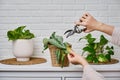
left=100, top=35, right=108, bottom=45
left=111, top=46, right=114, bottom=49
left=85, top=33, right=92, bottom=39
left=105, top=54, right=111, bottom=61
left=105, top=46, right=111, bottom=50
left=55, top=49, right=61, bottom=64
left=50, top=32, right=56, bottom=39
left=79, top=33, right=96, bottom=44
left=61, top=53, right=65, bottom=68
left=88, top=38, right=96, bottom=44
left=83, top=46, right=95, bottom=54
left=79, top=33, right=91, bottom=41
left=97, top=54, right=108, bottom=62
left=48, top=39, right=66, bottom=49
left=42, top=38, right=49, bottom=51
left=86, top=54, right=94, bottom=63
left=108, top=50, right=114, bottom=55
left=55, top=35, right=63, bottom=43
left=15, top=26, right=26, bottom=33
left=93, top=57, right=99, bottom=63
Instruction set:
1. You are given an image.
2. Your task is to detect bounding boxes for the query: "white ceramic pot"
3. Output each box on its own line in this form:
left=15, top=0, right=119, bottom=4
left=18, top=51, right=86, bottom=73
left=12, top=39, right=34, bottom=61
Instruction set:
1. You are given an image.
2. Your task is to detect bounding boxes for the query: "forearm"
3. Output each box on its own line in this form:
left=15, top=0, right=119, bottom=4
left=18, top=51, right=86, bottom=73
left=79, top=59, right=89, bottom=68
left=96, top=22, right=114, bottom=36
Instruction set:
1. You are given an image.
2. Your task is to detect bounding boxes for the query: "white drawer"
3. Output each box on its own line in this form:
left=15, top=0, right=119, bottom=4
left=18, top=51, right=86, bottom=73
left=65, top=77, right=82, bottom=80
left=105, top=78, right=120, bottom=80
left=0, top=77, right=61, bottom=80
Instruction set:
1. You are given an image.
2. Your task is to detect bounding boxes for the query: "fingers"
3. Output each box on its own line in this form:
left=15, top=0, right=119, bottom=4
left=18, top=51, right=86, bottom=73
left=75, top=13, right=90, bottom=26
left=67, top=54, right=71, bottom=60
left=80, top=13, right=90, bottom=22
left=67, top=53, right=74, bottom=62
left=67, top=52, right=75, bottom=61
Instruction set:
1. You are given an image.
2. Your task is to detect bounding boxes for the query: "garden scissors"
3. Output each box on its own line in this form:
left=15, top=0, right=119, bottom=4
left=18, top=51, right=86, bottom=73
left=64, top=25, right=86, bottom=38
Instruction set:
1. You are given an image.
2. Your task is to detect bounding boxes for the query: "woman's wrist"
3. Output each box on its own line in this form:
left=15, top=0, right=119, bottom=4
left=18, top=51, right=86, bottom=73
left=95, top=21, right=104, bottom=31
left=78, top=59, right=89, bottom=67
left=82, top=61, right=89, bottom=67
left=95, top=21, right=114, bottom=35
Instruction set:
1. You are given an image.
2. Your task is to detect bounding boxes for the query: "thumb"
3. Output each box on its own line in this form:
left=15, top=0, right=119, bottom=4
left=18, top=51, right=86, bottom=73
left=84, top=29, right=90, bottom=33
left=67, top=54, right=72, bottom=62
left=84, top=29, right=93, bottom=33
left=75, top=21, right=81, bottom=26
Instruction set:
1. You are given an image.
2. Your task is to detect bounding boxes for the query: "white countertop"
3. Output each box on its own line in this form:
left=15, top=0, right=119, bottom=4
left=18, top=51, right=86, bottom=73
left=0, top=59, right=120, bottom=72
left=0, top=50, right=120, bottom=72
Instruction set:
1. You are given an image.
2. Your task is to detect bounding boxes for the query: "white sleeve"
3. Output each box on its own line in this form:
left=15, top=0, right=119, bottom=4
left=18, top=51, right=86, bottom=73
left=82, top=65, right=105, bottom=80
left=111, top=27, right=120, bottom=46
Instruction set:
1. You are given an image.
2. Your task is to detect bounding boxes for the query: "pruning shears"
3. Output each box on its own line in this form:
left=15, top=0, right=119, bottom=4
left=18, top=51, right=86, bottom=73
left=64, top=25, right=86, bottom=38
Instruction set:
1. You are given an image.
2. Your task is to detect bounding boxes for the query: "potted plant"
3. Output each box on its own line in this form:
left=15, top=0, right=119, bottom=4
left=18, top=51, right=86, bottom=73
left=7, top=26, right=35, bottom=61
left=42, top=32, right=71, bottom=67
left=79, top=33, right=118, bottom=64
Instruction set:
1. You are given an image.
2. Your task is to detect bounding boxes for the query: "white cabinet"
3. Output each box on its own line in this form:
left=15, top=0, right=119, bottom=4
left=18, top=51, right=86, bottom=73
left=105, top=78, right=120, bottom=80
left=0, top=78, right=61, bottom=80
left=0, top=62, right=120, bottom=80
left=65, top=77, right=82, bottom=80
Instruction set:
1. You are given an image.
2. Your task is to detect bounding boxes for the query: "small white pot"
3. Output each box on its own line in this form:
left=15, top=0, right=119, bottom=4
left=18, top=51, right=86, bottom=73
left=12, top=39, right=34, bottom=61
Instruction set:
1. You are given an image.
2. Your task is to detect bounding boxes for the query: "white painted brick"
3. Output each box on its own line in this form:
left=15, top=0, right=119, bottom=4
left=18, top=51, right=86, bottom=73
left=97, top=17, right=108, bottom=23
left=0, top=0, right=120, bottom=58
left=108, top=11, right=120, bottom=17
left=98, top=11, right=109, bottom=17
left=52, top=0, right=75, bottom=4
left=0, top=10, right=76, bottom=17
left=0, top=17, right=63, bottom=24
left=0, top=5, right=62, bottom=10
left=109, top=17, right=120, bottom=23
left=108, top=0, right=120, bottom=4
left=75, top=0, right=99, bottom=4
left=62, top=5, right=84, bottom=10
left=86, top=5, right=108, bottom=11
left=109, top=5, right=120, bottom=10
left=62, top=17, right=78, bottom=23
left=0, top=0, right=52, bottom=4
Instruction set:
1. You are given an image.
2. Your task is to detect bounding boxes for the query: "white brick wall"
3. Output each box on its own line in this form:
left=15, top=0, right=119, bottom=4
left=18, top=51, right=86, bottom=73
left=0, top=0, right=120, bottom=59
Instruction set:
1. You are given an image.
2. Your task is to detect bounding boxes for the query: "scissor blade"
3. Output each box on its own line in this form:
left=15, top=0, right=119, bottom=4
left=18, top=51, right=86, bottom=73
left=66, top=31, right=74, bottom=38
left=64, top=29, right=73, bottom=35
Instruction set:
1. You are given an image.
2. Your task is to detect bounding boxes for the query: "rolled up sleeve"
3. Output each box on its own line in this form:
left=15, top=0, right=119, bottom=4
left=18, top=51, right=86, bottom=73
left=111, top=27, right=120, bottom=46
left=82, top=65, right=104, bottom=80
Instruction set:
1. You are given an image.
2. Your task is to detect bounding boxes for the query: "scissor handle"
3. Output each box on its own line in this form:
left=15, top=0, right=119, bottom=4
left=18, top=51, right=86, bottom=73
left=74, top=25, right=86, bottom=33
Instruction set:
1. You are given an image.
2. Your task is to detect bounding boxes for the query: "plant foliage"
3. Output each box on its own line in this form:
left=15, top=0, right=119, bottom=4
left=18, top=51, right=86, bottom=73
left=43, top=32, right=71, bottom=67
left=79, top=33, right=114, bottom=63
left=7, top=26, right=35, bottom=41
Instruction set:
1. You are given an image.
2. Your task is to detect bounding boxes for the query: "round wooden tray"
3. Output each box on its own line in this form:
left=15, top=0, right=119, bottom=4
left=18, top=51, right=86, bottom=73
left=89, top=58, right=119, bottom=65
left=0, top=57, right=47, bottom=65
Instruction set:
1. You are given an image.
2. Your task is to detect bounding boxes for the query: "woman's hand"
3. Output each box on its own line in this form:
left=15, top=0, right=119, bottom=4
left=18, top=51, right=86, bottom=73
left=75, top=12, right=114, bottom=35
left=75, top=13, right=102, bottom=33
left=67, top=50, right=88, bottom=67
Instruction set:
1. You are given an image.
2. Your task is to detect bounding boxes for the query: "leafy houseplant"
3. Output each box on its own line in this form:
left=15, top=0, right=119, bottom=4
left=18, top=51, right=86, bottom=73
left=7, top=26, right=35, bottom=41
left=79, top=33, right=114, bottom=64
left=7, top=26, right=35, bottom=61
left=43, top=32, right=71, bottom=67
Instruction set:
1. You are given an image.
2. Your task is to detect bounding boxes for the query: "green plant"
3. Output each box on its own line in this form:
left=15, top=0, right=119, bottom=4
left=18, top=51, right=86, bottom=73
left=79, top=33, right=114, bottom=63
left=43, top=32, right=71, bottom=67
left=7, top=26, right=35, bottom=41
